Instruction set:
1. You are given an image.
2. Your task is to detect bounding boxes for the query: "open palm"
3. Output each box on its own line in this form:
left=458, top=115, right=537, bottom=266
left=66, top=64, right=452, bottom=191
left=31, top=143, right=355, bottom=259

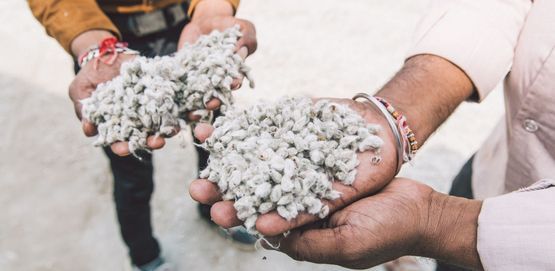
left=189, top=97, right=399, bottom=236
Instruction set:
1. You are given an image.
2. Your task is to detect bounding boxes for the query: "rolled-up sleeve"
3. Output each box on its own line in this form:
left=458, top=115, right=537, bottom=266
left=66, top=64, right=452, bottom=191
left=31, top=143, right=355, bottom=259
left=28, top=0, right=120, bottom=54
left=477, top=179, right=555, bottom=270
left=188, top=0, right=240, bottom=16
left=406, top=0, right=532, bottom=100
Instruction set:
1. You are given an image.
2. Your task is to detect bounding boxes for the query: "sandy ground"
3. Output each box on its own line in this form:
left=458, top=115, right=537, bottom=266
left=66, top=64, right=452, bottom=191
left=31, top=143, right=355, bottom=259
left=0, top=0, right=504, bottom=270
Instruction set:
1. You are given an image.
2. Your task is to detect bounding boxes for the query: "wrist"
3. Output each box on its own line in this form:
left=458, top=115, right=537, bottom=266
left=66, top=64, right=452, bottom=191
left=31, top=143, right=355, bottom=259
left=354, top=95, right=406, bottom=174
left=71, top=30, right=115, bottom=59
left=416, top=191, right=483, bottom=270
left=192, top=0, right=234, bottom=21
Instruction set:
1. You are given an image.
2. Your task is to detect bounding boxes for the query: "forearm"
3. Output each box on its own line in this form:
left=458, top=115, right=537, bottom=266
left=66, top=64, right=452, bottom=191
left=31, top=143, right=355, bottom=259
left=28, top=0, right=120, bottom=53
left=376, top=54, right=474, bottom=145
left=70, top=30, right=116, bottom=59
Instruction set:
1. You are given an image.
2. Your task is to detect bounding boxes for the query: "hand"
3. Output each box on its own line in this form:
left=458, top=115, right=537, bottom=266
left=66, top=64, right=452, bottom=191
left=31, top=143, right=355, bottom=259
left=189, top=98, right=399, bottom=236
left=178, top=0, right=257, bottom=93
left=68, top=31, right=198, bottom=156
left=265, top=178, right=483, bottom=270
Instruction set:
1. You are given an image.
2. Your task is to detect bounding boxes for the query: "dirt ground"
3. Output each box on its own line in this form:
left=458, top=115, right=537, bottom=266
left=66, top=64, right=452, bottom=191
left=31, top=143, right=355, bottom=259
left=0, top=0, right=504, bottom=270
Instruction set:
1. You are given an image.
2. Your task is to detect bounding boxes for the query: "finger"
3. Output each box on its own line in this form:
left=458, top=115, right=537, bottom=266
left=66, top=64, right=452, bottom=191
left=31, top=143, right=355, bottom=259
left=186, top=111, right=202, bottom=122
left=111, top=142, right=131, bottom=156
left=82, top=121, right=98, bottom=137
left=235, top=21, right=258, bottom=55
left=146, top=136, right=166, bottom=150
left=205, top=98, right=222, bottom=110
left=230, top=48, right=247, bottom=90
left=277, top=226, right=350, bottom=264
left=189, top=179, right=222, bottom=205
left=236, top=46, right=248, bottom=60
left=210, top=201, right=243, bottom=228
left=193, top=123, right=215, bottom=142
left=230, top=75, right=244, bottom=90
left=178, top=29, right=201, bottom=49
left=256, top=211, right=318, bottom=237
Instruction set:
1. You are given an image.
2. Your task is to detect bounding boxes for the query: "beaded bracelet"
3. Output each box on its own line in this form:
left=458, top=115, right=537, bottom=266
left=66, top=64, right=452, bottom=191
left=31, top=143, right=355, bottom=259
left=78, top=37, right=139, bottom=69
left=353, top=93, right=404, bottom=174
left=375, top=97, right=419, bottom=161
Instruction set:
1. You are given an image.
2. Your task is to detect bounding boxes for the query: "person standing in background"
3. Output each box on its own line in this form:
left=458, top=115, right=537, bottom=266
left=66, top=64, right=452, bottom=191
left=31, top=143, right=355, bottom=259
left=28, top=1, right=257, bottom=270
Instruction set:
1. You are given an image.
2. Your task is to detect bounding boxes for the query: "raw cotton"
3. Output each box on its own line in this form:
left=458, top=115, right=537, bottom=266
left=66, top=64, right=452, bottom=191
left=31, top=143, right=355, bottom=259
left=200, top=97, right=384, bottom=235
left=81, top=25, right=253, bottom=155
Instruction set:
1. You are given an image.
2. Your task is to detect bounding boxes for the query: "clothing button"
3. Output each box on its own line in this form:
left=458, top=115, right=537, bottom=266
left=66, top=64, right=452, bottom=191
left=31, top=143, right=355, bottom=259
left=523, top=119, right=539, bottom=133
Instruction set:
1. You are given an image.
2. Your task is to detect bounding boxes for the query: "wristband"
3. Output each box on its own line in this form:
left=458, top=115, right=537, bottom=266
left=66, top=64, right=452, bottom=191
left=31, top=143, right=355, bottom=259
left=353, top=93, right=405, bottom=174
left=78, top=37, right=139, bottom=69
left=374, top=97, right=418, bottom=161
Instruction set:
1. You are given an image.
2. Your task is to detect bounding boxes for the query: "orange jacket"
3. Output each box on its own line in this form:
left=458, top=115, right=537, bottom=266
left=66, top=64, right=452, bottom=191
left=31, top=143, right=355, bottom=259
left=28, top=0, right=240, bottom=53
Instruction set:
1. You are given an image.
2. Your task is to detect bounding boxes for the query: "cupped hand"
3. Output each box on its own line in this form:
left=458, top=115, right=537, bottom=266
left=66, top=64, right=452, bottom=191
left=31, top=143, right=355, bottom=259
left=189, top=98, right=399, bottom=236
left=263, top=178, right=433, bottom=269
left=69, top=53, right=213, bottom=156
left=178, top=15, right=257, bottom=90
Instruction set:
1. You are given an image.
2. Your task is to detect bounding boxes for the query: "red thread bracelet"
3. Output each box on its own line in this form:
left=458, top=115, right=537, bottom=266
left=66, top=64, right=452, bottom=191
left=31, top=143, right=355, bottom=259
left=78, top=37, right=138, bottom=69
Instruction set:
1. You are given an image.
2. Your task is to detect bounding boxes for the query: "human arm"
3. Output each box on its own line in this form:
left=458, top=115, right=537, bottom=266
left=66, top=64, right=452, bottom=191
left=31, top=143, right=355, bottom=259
left=271, top=179, right=555, bottom=270
left=476, top=180, right=555, bottom=270
left=180, top=0, right=255, bottom=55
left=188, top=55, right=470, bottom=235
left=188, top=0, right=531, bottom=235
left=179, top=0, right=257, bottom=91
left=28, top=0, right=120, bottom=54
left=30, top=0, right=253, bottom=156
left=264, top=178, right=483, bottom=270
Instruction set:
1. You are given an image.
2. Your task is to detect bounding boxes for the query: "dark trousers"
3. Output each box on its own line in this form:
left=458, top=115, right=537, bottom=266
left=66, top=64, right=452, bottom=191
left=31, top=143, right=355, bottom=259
left=435, top=156, right=474, bottom=271
left=74, top=5, right=211, bottom=266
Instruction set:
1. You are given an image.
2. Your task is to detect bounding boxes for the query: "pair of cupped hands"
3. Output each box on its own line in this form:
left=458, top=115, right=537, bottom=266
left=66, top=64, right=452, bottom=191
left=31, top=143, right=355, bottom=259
left=69, top=10, right=454, bottom=271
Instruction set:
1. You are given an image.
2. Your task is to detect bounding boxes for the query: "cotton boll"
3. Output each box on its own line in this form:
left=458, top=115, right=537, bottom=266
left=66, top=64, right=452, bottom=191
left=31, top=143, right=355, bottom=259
left=269, top=169, right=283, bottom=183
left=277, top=193, right=294, bottom=205
left=270, top=156, right=285, bottom=171
left=358, top=135, right=385, bottom=152
left=276, top=206, right=293, bottom=221
left=199, top=168, right=210, bottom=179
left=283, top=159, right=296, bottom=177
left=270, top=185, right=282, bottom=203
left=258, top=202, right=274, bottom=214
left=324, top=154, right=336, bottom=168
left=254, top=182, right=272, bottom=198
left=303, top=197, right=323, bottom=215
left=281, top=177, right=294, bottom=192
left=244, top=215, right=258, bottom=234
left=319, top=205, right=330, bottom=219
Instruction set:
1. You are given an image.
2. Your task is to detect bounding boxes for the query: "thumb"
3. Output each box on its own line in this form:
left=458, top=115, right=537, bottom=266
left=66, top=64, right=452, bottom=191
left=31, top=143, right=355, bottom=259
left=178, top=27, right=202, bottom=50
left=236, top=46, right=248, bottom=60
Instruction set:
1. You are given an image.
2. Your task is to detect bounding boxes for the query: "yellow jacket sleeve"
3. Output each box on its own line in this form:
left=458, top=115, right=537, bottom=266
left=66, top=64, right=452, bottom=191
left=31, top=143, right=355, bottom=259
left=188, top=0, right=240, bottom=16
left=28, top=0, right=121, bottom=54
